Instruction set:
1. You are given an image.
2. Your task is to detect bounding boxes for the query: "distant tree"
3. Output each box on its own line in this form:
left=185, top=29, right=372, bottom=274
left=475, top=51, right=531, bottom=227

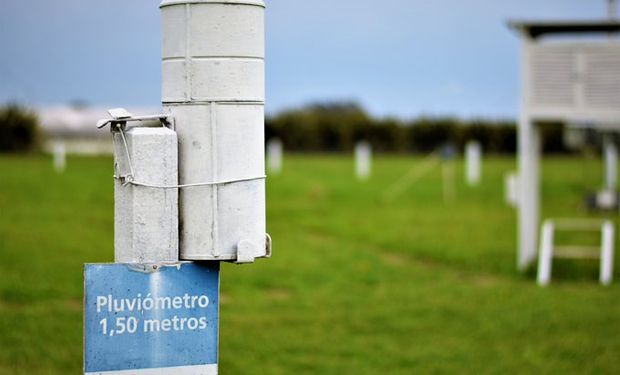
left=265, top=101, right=568, bottom=155
left=0, top=103, right=40, bottom=153
left=538, top=121, right=569, bottom=154
left=267, top=101, right=372, bottom=152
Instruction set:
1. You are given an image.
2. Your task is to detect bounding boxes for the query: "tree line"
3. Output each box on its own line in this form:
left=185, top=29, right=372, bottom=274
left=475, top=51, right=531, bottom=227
left=0, top=103, right=40, bottom=153
left=266, top=102, right=569, bottom=154
left=0, top=101, right=571, bottom=154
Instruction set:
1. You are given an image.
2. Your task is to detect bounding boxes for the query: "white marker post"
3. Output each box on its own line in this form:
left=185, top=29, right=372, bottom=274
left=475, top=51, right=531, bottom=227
left=53, top=142, right=66, bottom=173
left=600, top=221, right=615, bottom=285
left=355, top=141, right=372, bottom=180
left=267, top=138, right=283, bottom=175
left=536, top=220, right=554, bottom=286
left=465, top=141, right=481, bottom=186
left=505, top=172, right=519, bottom=207
left=604, top=138, right=617, bottom=190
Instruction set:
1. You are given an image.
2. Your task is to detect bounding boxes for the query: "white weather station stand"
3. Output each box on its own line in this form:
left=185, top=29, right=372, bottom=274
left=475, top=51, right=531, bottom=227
left=509, top=15, right=620, bottom=284
left=84, top=1, right=270, bottom=374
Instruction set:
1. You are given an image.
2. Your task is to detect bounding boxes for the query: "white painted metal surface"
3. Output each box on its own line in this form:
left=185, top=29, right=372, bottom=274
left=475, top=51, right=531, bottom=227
left=527, top=42, right=620, bottom=123
left=512, top=21, right=620, bottom=271
left=267, top=138, right=283, bottom=175
left=517, top=112, right=541, bottom=270
left=113, top=126, right=179, bottom=263
left=536, top=219, right=615, bottom=286
left=161, top=0, right=268, bottom=262
left=355, top=141, right=372, bottom=180
left=465, top=141, right=481, bottom=186
left=53, top=141, right=66, bottom=173
left=604, top=138, right=617, bottom=190
left=601, top=221, right=615, bottom=285
left=537, top=221, right=554, bottom=286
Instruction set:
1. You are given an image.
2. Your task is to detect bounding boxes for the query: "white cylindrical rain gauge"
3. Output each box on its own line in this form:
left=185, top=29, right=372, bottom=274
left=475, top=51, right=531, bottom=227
left=161, top=0, right=268, bottom=262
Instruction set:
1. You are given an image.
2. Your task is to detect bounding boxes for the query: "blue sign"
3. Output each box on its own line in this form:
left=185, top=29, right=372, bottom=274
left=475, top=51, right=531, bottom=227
left=84, top=262, right=219, bottom=374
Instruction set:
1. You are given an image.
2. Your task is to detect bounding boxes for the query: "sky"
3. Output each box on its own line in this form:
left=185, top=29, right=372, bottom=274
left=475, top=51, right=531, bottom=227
left=0, top=0, right=615, bottom=119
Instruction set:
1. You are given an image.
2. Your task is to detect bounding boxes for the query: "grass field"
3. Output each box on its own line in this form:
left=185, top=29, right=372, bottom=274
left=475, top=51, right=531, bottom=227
left=0, top=154, right=619, bottom=374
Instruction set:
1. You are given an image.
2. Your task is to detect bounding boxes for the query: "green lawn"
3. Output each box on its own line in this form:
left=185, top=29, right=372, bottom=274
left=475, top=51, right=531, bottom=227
left=0, top=154, right=618, bottom=374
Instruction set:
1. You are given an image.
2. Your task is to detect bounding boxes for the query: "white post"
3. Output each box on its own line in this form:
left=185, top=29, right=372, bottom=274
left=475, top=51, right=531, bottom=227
left=113, top=127, right=179, bottom=263
left=517, top=36, right=541, bottom=271
left=53, top=141, right=66, bottom=173
left=465, top=141, right=481, bottom=186
left=161, top=0, right=267, bottom=262
left=505, top=172, right=519, bottom=207
left=355, top=141, right=372, bottom=180
left=267, top=138, right=283, bottom=175
left=600, top=221, right=615, bottom=285
left=604, top=138, right=617, bottom=190
left=518, top=117, right=541, bottom=270
left=537, top=221, right=554, bottom=286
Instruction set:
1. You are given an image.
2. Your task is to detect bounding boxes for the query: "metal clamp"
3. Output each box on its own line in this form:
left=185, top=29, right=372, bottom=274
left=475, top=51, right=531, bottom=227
left=97, top=108, right=173, bottom=131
